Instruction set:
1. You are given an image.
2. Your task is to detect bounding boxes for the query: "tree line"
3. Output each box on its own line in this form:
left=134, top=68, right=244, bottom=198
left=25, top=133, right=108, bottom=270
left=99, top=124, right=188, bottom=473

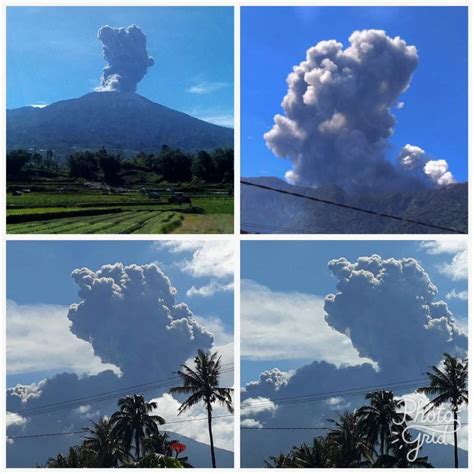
left=42, top=350, right=233, bottom=469
left=265, top=353, right=468, bottom=468
left=7, top=146, right=234, bottom=185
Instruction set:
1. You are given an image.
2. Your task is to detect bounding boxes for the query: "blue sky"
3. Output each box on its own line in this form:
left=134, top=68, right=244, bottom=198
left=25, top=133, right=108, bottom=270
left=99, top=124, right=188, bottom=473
left=241, top=239, right=468, bottom=385
left=7, top=240, right=234, bottom=387
left=241, top=6, right=468, bottom=182
left=7, top=6, right=234, bottom=127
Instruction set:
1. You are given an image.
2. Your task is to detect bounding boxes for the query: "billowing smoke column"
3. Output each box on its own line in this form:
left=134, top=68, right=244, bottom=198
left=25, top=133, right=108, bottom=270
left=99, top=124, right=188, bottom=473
left=68, top=262, right=213, bottom=378
left=97, top=25, right=154, bottom=93
left=264, top=30, right=454, bottom=192
left=398, top=144, right=456, bottom=186
left=324, top=254, right=466, bottom=374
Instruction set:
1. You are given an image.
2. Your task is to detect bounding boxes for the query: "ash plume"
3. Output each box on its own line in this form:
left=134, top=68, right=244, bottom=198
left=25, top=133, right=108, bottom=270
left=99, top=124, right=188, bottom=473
left=264, top=29, right=454, bottom=192
left=96, top=25, right=154, bottom=93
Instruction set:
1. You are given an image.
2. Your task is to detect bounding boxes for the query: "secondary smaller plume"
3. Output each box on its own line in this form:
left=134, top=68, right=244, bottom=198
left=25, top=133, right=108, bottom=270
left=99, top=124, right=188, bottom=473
left=398, top=144, right=456, bottom=186
left=97, top=24, right=154, bottom=93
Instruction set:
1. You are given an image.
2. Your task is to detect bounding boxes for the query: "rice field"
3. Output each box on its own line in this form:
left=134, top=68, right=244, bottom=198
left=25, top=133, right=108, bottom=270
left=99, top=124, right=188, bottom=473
left=7, top=190, right=233, bottom=234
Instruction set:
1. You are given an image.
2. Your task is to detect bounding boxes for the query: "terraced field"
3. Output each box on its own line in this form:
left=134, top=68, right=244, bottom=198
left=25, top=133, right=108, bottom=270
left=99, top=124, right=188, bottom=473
left=7, top=189, right=233, bottom=234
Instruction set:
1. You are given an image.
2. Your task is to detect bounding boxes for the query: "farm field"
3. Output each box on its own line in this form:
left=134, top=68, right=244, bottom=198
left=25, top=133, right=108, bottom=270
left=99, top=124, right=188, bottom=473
left=7, top=188, right=233, bottom=234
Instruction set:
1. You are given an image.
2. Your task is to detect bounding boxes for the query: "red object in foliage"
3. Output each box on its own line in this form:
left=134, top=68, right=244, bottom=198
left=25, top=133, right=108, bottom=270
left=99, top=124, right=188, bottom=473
left=170, top=442, right=186, bottom=454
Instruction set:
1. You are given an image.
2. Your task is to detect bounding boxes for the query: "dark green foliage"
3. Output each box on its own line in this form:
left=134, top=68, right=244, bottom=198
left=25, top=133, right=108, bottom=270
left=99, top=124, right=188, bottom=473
left=68, top=151, right=99, bottom=180
left=111, top=394, right=165, bottom=461
left=7, top=149, right=31, bottom=178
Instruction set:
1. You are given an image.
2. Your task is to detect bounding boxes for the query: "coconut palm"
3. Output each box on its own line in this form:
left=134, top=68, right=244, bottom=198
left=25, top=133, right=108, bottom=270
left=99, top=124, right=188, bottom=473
left=143, top=431, right=177, bottom=457
left=83, top=416, right=126, bottom=467
left=327, top=410, right=371, bottom=467
left=357, top=390, right=409, bottom=457
left=264, top=453, right=294, bottom=468
left=45, top=445, right=96, bottom=468
left=111, top=394, right=165, bottom=461
left=290, top=437, right=334, bottom=468
left=417, top=353, right=468, bottom=468
left=374, top=428, right=433, bottom=468
left=170, top=350, right=233, bottom=468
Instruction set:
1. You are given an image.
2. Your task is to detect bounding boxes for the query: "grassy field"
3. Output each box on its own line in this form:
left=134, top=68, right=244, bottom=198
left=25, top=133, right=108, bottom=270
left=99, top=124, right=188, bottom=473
left=7, top=187, right=233, bottom=234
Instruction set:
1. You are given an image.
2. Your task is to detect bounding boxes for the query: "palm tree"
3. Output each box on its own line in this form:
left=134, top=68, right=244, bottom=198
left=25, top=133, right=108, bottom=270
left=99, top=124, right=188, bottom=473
left=83, top=416, right=126, bottom=467
left=290, top=437, right=333, bottom=468
left=170, top=349, right=233, bottom=468
left=417, top=353, right=468, bottom=468
left=111, top=394, right=165, bottom=461
left=264, top=453, right=294, bottom=468
left=357, top=390, right=409, bottom=457
left=327, top=410, right=371, bottom=467
left=143, top=431, right=177, bottom=457
left=45, top=445, right=96, bottom=468
left=374, top=428, right=433, bottom=468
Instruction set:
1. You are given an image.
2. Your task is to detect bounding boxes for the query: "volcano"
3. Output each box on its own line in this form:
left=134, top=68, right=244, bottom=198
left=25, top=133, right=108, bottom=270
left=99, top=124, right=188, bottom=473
left=7, top=92, right=233, bottom=155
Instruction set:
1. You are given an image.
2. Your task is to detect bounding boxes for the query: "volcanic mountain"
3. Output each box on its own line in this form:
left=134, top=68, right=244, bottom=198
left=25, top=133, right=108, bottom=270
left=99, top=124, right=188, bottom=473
left=7, top=92, right=233, bottom=155
left=241, top=177, right=468, bottom=234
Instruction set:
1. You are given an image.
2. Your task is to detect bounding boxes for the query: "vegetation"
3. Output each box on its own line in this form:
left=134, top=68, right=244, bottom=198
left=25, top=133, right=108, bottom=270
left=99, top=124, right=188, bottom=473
left=264, top=353, right=467, bottom=468
left=417, top=353, right=468, bottom=468
left=171, top=350, right=234, bottom=468
left=6, top=146, right=233, bottom=234
left=43, top=349, right=232, bottom=468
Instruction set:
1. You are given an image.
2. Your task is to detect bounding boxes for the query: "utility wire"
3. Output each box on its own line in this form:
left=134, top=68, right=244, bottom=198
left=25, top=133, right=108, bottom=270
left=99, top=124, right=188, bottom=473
left=241, top=423, right=468, bottom=431
left=7, top=365, right=234, bottom=419
left=241, top=377, right=430, bottom=409
left=241, top=180, right=466, bottom=234
left=8, top=415, right=236, bottom=441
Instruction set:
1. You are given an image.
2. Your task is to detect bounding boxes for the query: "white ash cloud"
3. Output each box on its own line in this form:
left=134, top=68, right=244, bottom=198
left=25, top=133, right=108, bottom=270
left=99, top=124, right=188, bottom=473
left=96, top=25, right=154, bottom=93
left=398, top=144, right=455, bottom=186
left=264, top=29, right=455, bottom=192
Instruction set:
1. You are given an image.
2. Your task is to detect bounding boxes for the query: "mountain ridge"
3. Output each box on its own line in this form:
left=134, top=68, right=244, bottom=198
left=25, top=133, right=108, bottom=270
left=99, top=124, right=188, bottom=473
left=241, top=176, right=468, bottom=234
left=7, top=92, right=233, bottom=155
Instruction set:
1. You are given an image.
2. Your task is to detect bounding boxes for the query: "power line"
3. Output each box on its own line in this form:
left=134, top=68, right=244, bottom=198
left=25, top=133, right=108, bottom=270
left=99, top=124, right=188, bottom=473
left=241, top=423, right=468, bottom=431
left=8, top=415, right=236, bottom=441
left=241, top=180, right=466, bottom=234
left=7, top=365, right=234, bottom=419
left=241, top=377, right=430, bottom=409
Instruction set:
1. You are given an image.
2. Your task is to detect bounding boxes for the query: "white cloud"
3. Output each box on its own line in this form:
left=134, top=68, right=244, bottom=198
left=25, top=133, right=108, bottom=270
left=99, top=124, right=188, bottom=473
left=196, top=114, right=234, bottom=128
left=438, top=250, right=468, bottom=281
left=150, top=393, right=234, bottom=451
left=420, top=241, right=466, bottom=255
left=187, top=81, right=230, bottom=95
left=29, top=103, right=48, bottom=108
left=7, top=301, right=119, bottom=376
left=324, top=396, right=350, bottom=410
left=241, top=418, right=262, bottom=428
left=241, top=397, right=277, bottom=418
left=240, top=280, right=374, bottom=367
left=420, top=241, right=467, bottom=281
left=6, top=412, right=27, bottom=429
left=158, top=241, right=234, bottom=279
left=446, top=289, right=468, bottom=301
left=187, top=281, right=234, bottom=298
